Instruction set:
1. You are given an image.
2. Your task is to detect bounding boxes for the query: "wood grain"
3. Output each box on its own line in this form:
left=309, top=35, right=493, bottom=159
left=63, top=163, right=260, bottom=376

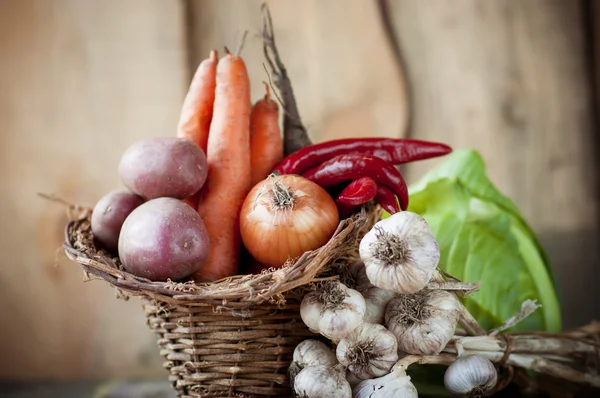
left=185, top=0, right=410, bottom=144
left=0, top=0, right=188, bottom=379
left=385, top=0, right=599, bottom=328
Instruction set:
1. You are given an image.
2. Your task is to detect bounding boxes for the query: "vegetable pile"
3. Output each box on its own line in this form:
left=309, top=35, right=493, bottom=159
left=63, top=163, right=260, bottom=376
left=89, top=45, right=451, bottom=284
left=289, top=211, right=494, bottom=397
left=79, top=6, right=600, bottom=397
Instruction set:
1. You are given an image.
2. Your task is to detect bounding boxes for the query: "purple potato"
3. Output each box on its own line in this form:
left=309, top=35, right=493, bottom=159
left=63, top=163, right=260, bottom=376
left=118, top=197, right=210, bottom=281
left=118, top=137, right=208, bottom=200
left=91, top=190, right=144, bottom=253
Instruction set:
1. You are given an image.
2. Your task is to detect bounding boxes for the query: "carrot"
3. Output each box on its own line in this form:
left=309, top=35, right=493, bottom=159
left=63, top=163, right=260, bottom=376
left=250, top=83, right=283, bottom=185
left=177, top=51, right=218, bottom=209
left=194, top=50, right=252, bottom=282
left=176, top=50, right=218, bottom=153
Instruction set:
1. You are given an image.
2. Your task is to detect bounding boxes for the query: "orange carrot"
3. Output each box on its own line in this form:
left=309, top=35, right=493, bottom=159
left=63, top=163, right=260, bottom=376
left=177, top=50, right=218, bottom=153
left=250, top=83, right=283, bottom=185
left=194, top=50, right=252, bottom=282
left=177, top=51, right=218, bottom=209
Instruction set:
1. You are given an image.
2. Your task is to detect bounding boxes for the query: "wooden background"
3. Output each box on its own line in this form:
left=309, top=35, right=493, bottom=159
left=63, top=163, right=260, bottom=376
left=1, top=0, right=598, bottom=381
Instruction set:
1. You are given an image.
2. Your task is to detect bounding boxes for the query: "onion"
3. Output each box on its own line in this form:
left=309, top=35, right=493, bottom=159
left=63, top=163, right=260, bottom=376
left=240, top=174, right=339, bottom=268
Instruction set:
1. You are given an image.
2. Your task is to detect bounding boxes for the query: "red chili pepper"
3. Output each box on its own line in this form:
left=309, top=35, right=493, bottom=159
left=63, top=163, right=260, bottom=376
left=336, top=177, right=378, bottom=218
left=303, top=154, right=409, bottom=210
left=274, top=137, right=452, bottom=175
left=375, top=185, right=400, bottom=215
left=337, top=177, right=378, bottom=205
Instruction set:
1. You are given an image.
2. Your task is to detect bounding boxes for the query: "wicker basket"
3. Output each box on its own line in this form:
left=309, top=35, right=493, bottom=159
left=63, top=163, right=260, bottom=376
left=62, top=204, right=381, bottom=397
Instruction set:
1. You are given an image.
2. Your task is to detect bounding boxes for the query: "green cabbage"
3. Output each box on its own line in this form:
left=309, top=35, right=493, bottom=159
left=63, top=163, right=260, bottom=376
left=389, top=149, right=562, bottom=332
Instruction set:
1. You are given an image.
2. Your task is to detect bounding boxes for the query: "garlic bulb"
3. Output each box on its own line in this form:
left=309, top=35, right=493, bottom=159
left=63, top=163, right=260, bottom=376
left=385, top=289, right=460, bottom=355
left=293, top=339, right=337, bottom=368
left=341, top=261, right=397, bottom=324
left=294, top=364, right=352, bottom=398
left=289, top=339, right=338, bottom=391
left=353, top=365, right=418, bottom=398
left=288, top=361, right=302, bottom=390
left=336, top=322, right=398, bottom=380
left=444, top=354, right=498, bottom=396
left=300, top=281, right=366, bottom=340
left=359, top=211, right=440, bottom=294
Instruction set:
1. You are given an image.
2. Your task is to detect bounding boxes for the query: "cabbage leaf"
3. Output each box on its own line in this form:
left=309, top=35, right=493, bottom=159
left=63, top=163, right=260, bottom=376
left=393, top=149, right=562, bottom=332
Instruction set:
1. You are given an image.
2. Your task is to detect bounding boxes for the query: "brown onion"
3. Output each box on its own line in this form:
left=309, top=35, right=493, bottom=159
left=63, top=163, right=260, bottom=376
left=240, top=174, right=339, bottom=268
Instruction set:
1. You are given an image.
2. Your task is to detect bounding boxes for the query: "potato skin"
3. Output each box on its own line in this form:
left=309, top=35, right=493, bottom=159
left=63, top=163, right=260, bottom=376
left=91, top=190, right=144, bottom=253
left=118, top=197, right=210, bottom=281
left=118, top=137, right=208, bottom=200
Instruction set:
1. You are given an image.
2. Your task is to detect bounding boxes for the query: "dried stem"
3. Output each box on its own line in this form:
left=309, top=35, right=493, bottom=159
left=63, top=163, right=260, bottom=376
left=448, top=334, right=598, bottom=357
left=431, top=271, right=486, bottom=335
left=425, top=279, right=481, bottom=295
left=395, top=351, right=600, bottom=388
left=261, top=2, right=312, bottom=155
left=489, top=300, right=542, bottom=336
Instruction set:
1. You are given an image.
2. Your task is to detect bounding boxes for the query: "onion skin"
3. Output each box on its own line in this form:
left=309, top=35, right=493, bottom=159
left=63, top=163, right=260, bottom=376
left=240, top=175, right=339, bottom=268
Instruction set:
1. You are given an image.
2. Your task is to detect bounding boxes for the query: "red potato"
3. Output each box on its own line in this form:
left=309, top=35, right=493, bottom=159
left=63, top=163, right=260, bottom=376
left=118, top=137, right=208, bottom=200
left=118, top=197, right=210, bottom=281
left=91, top=190, right=144, bottom=253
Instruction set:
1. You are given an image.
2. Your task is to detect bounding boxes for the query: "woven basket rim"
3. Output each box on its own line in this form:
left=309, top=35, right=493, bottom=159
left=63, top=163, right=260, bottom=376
left=63, top=204, right=381, bottom=307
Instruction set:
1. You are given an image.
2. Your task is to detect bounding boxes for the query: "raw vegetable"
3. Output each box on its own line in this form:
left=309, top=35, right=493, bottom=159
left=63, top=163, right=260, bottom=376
left=176, top=50, right=218, bottom=153
left=385, top=290, right=461, bottom=356
left=91, top=190, right=143, bottom=253
left=293, top=364, right=352, bottom=398
left=336, top=177, right=378, bottom=206
left=353, top=365, right=419, bottom=398
left=118, top=197, right=210, bottom=282
left=375, top=185, right=400, bottom=215
left=118, top=137, right=208, bottom=200
left=292, top=340, right=338, bottom=368
left=443, top=354, right=498, bottom=396
left=274, top=137, right=452, bottom=175
left=261, top=3, right=312, bottom=156
left=289, top=339, right=338, bottom=391
left=300, top=281, right=366, bottom=341
left=195, top=50, right=252, bottom=282
left=339, top=261, right=396, bottom=325
left=177, top=50, right=218, bottom=209
left=359, top=211, right=440, bottom=294
left=250, top=83, right=283, bottom=185
left=303, top=154, right=409, bottom=210
left=336, top=322, right=398, bottom=380
left=404, top=149, right=562, bottom=332
left=239, top=174, right=339, bottom=268
left=336, top=177, right=378, bottom=218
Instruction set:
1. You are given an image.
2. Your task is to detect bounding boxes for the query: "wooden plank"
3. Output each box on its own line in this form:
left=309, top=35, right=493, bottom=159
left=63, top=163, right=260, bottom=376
left=185, top=0, right=410, bottom=143
left=385, top=0, right=599, bottom=328
left=0, top=0, right=188, bottom=379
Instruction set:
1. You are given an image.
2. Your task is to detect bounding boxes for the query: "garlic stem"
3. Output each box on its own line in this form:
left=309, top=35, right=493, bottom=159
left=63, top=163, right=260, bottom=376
left=425, top=280, right=481, bottom=295
left=448, top=334, right=597, bottom=356
left=488, top=299, right=541, bottom=336
left=430, top=272, right=485, bottom=336
left=459, top=298, right=485, bottom=335
left=474, top=351, right=600, bottom=388
left=403, top=352, right=600, bottom=388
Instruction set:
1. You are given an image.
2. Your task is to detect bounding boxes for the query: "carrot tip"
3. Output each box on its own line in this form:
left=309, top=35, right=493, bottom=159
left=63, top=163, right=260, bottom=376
left=209, top=50, right=218, bottom=61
